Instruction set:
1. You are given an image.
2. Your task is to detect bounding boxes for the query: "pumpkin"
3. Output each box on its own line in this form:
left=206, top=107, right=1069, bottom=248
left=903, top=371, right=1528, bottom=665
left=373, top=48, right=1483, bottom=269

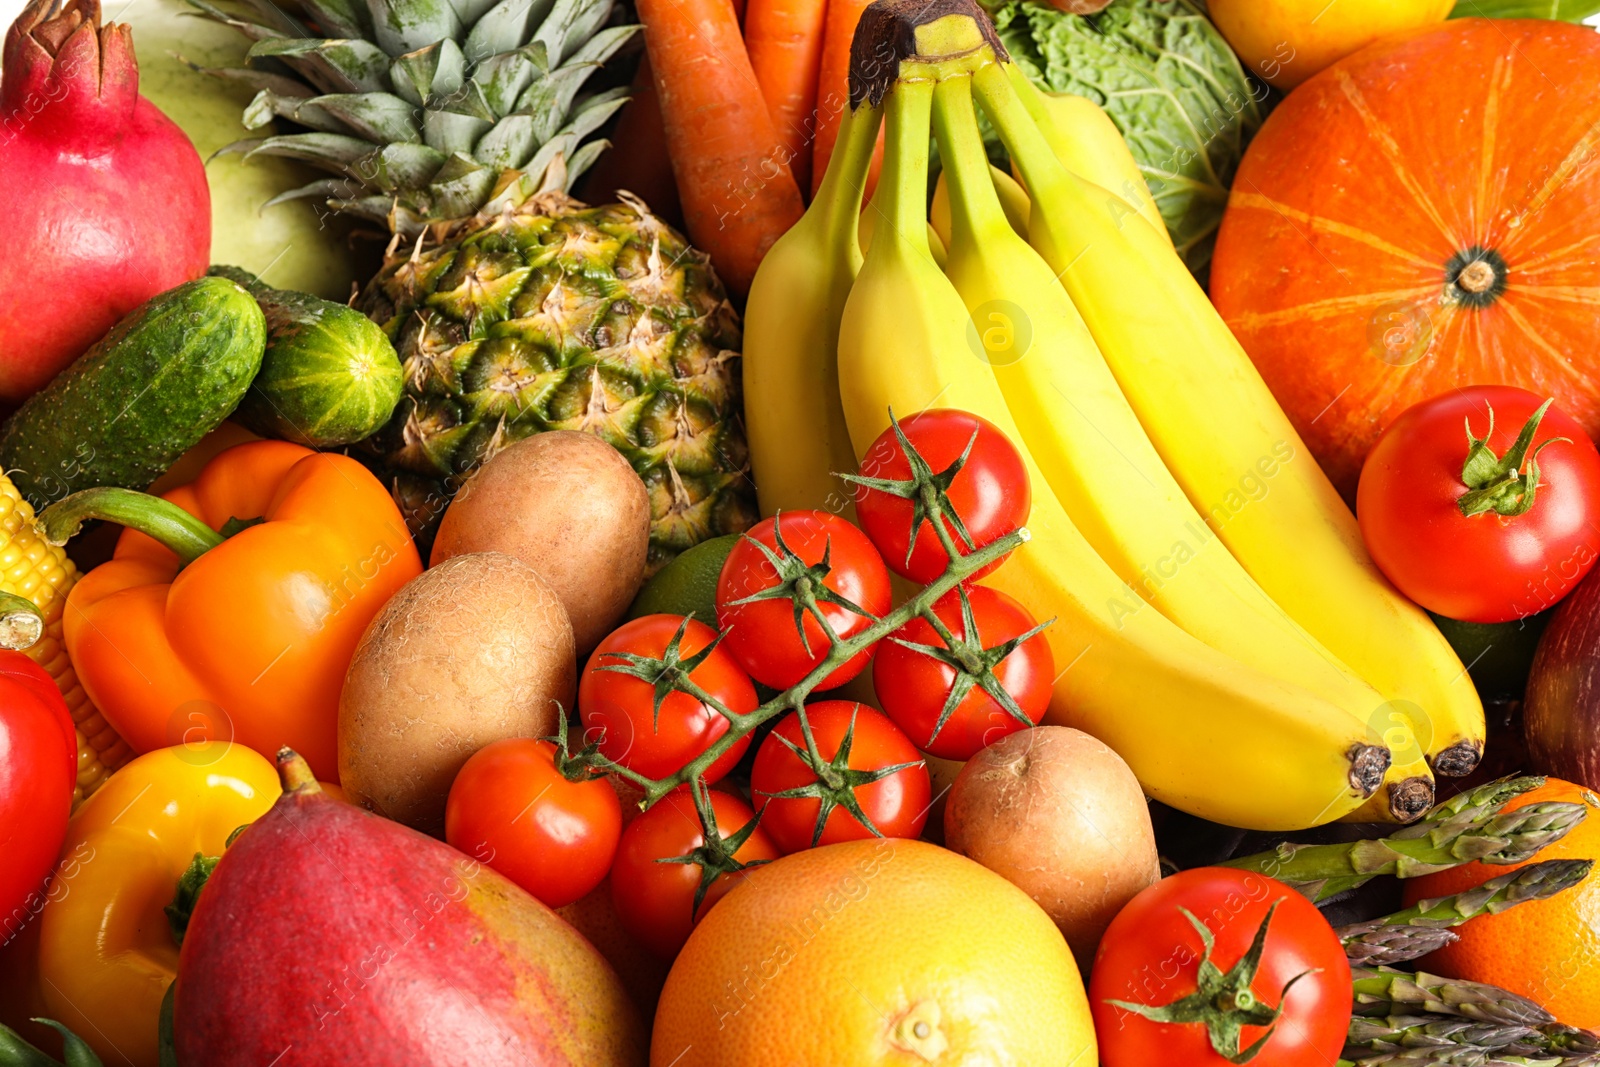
left=1210, top=18, right=1600, bottom=499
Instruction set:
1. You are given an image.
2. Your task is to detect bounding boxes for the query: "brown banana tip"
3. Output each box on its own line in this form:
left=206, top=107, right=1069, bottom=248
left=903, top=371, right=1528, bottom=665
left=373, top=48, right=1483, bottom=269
left=1431, top=740, right=1484, bottom=778
left=1348, top=744, right=1393, bottom=797
left=1387, top=777, right=1435, bottom=823
left=847, top=0, right=1008, bottom=109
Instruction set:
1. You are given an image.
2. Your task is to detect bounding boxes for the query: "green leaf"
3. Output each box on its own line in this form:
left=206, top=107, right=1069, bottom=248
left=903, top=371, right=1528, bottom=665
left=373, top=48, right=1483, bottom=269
left=985, top=0, right=1264, bottom=279
left=1450, top=0, right=1600, bottom=19
left=0, top=1021, right=104, bottom=1067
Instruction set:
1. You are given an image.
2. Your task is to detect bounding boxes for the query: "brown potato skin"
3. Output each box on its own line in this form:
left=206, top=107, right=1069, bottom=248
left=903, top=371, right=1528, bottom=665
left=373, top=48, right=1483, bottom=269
left=944, top=726, right=1159, bottom=967
left=431, top=431, right=651, bottom=653
left=338, top=552, right=576, bottom=837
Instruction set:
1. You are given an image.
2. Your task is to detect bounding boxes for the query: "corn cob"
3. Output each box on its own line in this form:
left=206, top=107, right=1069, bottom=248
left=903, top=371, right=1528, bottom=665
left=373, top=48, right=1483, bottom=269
left=0, top=475, right=130, bottom=803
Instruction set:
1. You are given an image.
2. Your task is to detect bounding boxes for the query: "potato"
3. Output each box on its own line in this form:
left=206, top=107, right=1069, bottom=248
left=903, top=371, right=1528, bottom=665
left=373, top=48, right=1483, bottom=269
left=432, top=431, right=650, bottom=653
left=944, top=726, right=1159, bottom=966
left=338, top=552, right=576, bottom=837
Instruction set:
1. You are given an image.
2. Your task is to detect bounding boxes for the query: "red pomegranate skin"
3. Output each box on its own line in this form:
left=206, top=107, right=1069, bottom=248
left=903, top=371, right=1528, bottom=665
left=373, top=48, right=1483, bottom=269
left=174, top=753, right=646, bottom=1067
left=0, top=0, right=210, bottom=404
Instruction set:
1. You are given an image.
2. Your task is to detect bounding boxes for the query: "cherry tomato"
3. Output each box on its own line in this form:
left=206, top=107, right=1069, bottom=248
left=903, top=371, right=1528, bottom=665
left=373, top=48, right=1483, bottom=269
left=750, top=700, right=930, bottom=853
left=609, top=787, right=780, bottom=958
left=579, top=615, right=756, bottom=782
left=0, top=652, right=75, bottom=928
left=1358, top=387, right=1600, bottom=622
left=873, top=586, right=1052, bottom=760
left=1090, top=868, right=1352, bottom=1067
left=715, top=510, right=891, bottom=689
left=444, top=737, right=623, bottom=909
left=853, top=410, right=1031, bottom=584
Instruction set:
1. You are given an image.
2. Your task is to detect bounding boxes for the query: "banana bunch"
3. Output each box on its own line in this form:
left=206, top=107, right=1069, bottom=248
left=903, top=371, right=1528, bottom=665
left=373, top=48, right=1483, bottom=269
left=742, top=0, right=1482, bottom=831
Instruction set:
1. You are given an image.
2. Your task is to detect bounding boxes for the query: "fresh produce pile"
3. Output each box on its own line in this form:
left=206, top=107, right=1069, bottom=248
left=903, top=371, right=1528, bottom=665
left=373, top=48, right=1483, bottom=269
left=3, top=0, right=1600, bottom=1062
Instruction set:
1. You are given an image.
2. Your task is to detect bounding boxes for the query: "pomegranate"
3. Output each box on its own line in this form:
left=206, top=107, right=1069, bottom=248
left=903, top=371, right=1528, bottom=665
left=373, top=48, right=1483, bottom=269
left=0, top=0, right=209, bottom=404
left=174, top=750, right=647, bottom=1066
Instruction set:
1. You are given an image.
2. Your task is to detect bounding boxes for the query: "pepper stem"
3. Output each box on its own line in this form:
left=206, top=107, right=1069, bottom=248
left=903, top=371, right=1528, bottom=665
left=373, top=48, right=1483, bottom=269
left=0, top=591, right=43, bottom=651
left=36, top=487, right=225, bottom=565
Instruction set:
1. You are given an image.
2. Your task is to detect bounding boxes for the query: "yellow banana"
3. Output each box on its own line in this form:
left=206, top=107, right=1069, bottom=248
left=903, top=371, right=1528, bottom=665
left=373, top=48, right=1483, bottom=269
left=933, top=69, right=1432, bottom=823
left=973, top=59, right=1484, bottom=786
left=1009, top=68, right=1170, bottom=248
left=861, top=208, right=948, bottom=267
left=743, top=106, right=881, bottom=518
left=835, top=23, right=1388, bottom=831
left=931, top=164, right=1029, bottom=248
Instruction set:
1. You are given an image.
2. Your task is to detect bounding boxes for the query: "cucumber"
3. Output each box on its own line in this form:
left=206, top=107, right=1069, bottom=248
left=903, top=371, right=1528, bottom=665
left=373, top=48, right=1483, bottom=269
left=0, top=278, right=266, bottom=508
left=215, top=267, right=404, bottom=449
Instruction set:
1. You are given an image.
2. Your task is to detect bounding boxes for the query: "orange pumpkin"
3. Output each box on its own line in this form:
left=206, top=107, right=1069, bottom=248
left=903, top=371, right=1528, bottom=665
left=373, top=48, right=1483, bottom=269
left=1211, top=19, right=1600, bottom=499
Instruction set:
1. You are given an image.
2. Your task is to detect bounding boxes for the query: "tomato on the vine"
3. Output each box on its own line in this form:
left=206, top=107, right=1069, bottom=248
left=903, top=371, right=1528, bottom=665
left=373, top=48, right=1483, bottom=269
left=444, top=737, right=622, bottom=908
left=851, top=410, right=1031, bottom=584
left=610, top=786, right=780, bottom=959
left=750, top=700, right=930, bottom=854
left=715, top=510, right=891, bottom=689
left=1089, top=868, right=1352, bottom=1067
left=579, top=614, right=756, bottom=782
left=873, top=586, right=1052, bottom=760
left=1358, top=386, right=1600, bottom=622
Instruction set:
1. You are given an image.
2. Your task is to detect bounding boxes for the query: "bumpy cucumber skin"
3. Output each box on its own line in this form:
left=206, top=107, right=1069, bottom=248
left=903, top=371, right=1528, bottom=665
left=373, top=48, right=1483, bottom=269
left=0, top=278, right=266, bottom=508
left=232, top=288, right=404, bottom=449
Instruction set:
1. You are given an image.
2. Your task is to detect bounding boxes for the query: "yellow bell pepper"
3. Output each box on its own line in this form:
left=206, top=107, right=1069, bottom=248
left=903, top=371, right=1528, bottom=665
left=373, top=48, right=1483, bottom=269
left=36, top=742, right=279, bottom=1067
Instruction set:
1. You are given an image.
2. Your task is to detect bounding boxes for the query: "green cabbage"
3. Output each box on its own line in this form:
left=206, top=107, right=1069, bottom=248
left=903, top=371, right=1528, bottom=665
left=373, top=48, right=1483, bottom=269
left=1449, top=0, right=1600, bottom=17
left=986, top=0, right=1264, bottom=277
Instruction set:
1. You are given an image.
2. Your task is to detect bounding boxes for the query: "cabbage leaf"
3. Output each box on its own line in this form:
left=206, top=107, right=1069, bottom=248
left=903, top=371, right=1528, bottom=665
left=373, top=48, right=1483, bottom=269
left=986, top=0, right=1264, bottom=277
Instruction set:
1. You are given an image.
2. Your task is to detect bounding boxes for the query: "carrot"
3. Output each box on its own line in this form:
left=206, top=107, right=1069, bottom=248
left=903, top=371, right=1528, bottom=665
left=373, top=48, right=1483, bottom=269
left=577, top=57, right=682, bottom=229
left=745, top=0, right=829, bottom=193
left=638, top=0, right=806, bottom=298
left=810, top=0, right=884, bottom=199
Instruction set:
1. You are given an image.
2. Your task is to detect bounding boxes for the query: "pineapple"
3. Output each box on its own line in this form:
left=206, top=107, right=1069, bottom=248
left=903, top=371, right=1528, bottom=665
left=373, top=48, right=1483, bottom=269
left=193, top=0, right=757, bottom=567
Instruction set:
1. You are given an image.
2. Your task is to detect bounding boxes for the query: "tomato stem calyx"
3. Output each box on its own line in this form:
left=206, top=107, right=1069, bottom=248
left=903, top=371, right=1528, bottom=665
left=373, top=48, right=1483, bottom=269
left=654, top=778, right=771, bottom=915
left=1106, top=902, right=1317, bottom=1065
left=757, top=703, right=926, bottom=848
left=842, top=409, right=982, bottom=573
left=725, top=513, right=879, bottom=658
left=1457, top=398, right=1567, bottom=519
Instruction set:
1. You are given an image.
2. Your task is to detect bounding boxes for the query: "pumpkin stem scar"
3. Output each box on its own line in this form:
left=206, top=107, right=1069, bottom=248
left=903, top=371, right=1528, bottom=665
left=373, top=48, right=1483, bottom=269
left=1459, top=261, right=1496, bottom=294
left=1445, top=246, right=1509, bottom=308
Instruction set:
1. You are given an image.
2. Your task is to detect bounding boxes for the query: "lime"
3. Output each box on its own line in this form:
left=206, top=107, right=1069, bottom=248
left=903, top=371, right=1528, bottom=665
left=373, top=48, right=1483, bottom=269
left=628, top=534, right=740, bottom=624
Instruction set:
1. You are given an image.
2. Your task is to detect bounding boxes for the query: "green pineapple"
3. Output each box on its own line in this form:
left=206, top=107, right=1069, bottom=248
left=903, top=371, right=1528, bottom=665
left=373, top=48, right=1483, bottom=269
left=192, top=0, right=757, bottom=568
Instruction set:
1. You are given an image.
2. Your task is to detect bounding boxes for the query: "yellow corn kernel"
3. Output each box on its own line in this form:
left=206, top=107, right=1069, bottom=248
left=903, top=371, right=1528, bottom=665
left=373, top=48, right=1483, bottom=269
left=0, top=477, right=131, bottom=803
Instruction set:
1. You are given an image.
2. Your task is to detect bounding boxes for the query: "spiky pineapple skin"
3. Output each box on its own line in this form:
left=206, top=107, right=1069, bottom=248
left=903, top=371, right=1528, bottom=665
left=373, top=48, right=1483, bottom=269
left=359, top=191, right=758, bottom=570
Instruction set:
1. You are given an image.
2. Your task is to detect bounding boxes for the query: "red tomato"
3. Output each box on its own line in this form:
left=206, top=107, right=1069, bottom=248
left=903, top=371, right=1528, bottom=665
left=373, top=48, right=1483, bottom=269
left=853, top=410, right=1031, bottom=584
left=610, top=787, right=780, bottom=958
left=0, top=651, right=76, bottom=928
left=873, top=586, right=1052, bottom=760
left=750, top=700, right=930, bottom=853
left=715, top=510, right=891, bottom=689
left=579, top=615, right=756, bottom=783
left=444, top=737, right=623, bottom=909
left=1089, top=868, right=1351, bottom=1067
left=1358, top=386, right=1600, bottom=623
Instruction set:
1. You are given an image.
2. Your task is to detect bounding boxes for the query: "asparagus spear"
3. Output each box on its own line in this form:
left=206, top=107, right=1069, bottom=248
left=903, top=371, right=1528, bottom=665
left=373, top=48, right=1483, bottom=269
left=1222, top=777, right=1588, bottom=901
left=1339, top=860, right=1596, bottom=965
left=1344, top=1014, right=1600, bottom=1065
left=1352, top=967, right=1556, bottom=1028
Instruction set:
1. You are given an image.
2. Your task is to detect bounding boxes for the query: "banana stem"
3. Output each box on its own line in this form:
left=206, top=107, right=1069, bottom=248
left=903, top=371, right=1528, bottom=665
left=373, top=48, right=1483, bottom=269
left=863, top=76, right=938, bottom=267
left=815, top=103, right=884, bottom=261
left=931, top=75, right=1011, bottom=248
left=971, top=60, right=1072, bottom=220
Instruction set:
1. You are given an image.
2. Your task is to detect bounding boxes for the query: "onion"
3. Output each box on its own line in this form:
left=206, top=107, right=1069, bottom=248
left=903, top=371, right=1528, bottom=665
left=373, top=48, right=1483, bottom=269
left=0, top=0, right=209, bottom=404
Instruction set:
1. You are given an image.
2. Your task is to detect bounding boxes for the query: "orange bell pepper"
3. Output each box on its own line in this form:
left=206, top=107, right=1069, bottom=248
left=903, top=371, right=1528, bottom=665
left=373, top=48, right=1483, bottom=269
left=44, top=440, right=422, bottom=781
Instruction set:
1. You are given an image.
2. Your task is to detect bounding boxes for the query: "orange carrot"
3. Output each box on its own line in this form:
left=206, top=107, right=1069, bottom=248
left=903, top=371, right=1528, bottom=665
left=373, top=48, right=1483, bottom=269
left=745, top=0, right=828, bottom=193
left=577, top=57, right=682, bottom=229
left=638, top=0, right=805, bottom=297
left=810, top=0, right=883, bottom=199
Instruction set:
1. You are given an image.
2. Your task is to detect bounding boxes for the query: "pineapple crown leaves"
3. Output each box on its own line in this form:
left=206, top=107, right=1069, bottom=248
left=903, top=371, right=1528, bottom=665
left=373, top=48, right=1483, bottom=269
left=593, top=614, right=737, bottom=732
left=840, top=409, right=979, bottom=570
left=725, top=514, right=880, bottom=659
left=891, top=584, right=1051, bottom=748
left=1457, top=398, right=1569, bottom=519
left=187, top=0, right=639, bottom=232
left=756, top=703, right=925, bottom=849
left=655, top=777, right=771, bottom=916
left=1106, top=903, right=1320, bottom=1066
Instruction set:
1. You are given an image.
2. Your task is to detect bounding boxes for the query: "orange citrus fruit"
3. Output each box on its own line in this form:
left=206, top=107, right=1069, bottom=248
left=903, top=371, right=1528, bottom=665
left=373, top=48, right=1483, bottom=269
left=1404, top=779, right=1600, bottom=1029
left=651, top=838, right=1096, bottom=1066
